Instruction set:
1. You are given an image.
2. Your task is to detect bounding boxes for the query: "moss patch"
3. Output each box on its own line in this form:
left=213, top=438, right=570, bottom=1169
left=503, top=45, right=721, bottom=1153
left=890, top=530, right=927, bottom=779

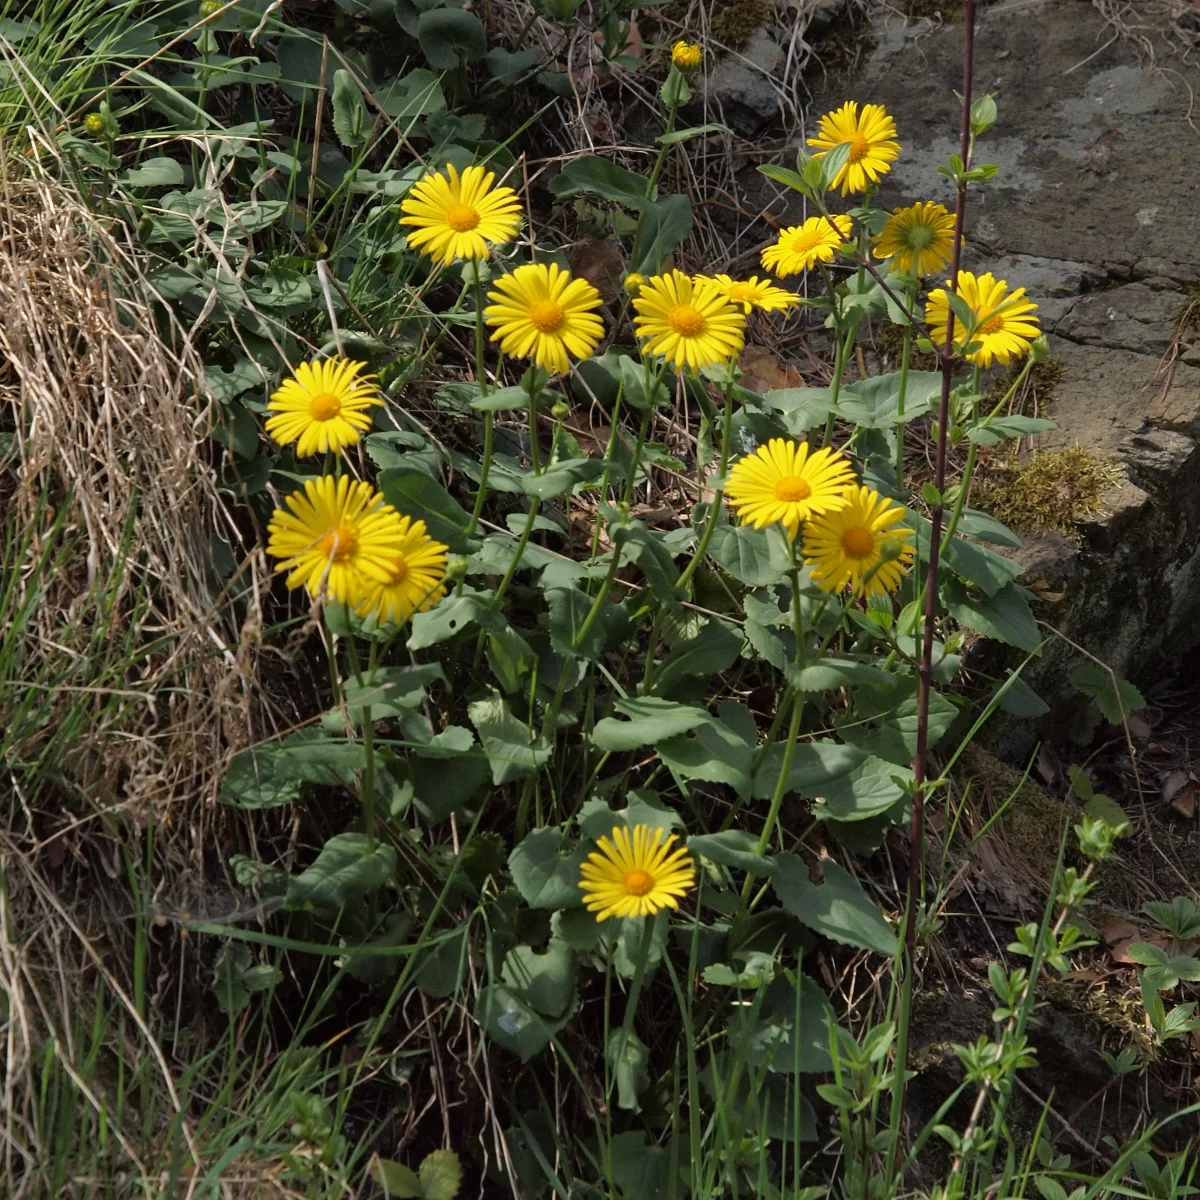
left=973, top=445, right=1120, bottom=537
left=712, top=0, right=771, bottom=51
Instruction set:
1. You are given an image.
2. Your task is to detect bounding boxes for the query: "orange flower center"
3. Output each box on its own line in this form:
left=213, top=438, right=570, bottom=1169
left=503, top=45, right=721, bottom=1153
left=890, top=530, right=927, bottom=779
left=307, top=391, right=342, bottom=421
left=847, top=132, right=871, bottom=163
left=444, top=203, right=481, bottom=233
left=528, top=298, right=565, bottom=333
left=977, top=312, right=1005, bottom=336
left=667, top=304, right=706, bottom=337
left=841, top=525, right=877, bottom=559
left=774, top=476, right=812, bottom=503
left=623, top=868, right=655, bottom=897
left=383, top=553, right=409, bottom=585
left=317, top=525, right=358, bottom=561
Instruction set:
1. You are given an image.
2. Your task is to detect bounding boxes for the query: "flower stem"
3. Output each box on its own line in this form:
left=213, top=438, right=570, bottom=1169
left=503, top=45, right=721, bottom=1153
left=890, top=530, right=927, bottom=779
left=466, top=270, right=491, bottom=538
left=895, top=282, right=916, bottom=489
left=676, top=380, right=734, bottom=595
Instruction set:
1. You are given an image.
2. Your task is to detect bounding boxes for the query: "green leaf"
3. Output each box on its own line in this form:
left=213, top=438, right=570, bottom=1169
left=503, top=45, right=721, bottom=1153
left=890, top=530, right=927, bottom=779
left=790, top=656, right=893, bottom=692
left=418, top=7, right=487, bottom=68
left=408, top=593, right=504, bottom=650
left=757, top=163, right=812, bottom=195
left=285, top=833, right=397, bottom=912
left=468, top=384, right=530, bottom=413
left=818, top=142, right=853, bottom=191
left=630, top=194, right=693, bottom=275
left=1070, top=663, right=1146, bottom=724
left=467, top=690, right=551, bottom=785
left=419, top=1150, right=463, bottom=1200
left=943, top=577, right=1042, bottom=653
left=656, top=122, right=731, bottom=144
left=547, top=583, right=612, bottom=662
left=220, top=731, right=368, bottom=809
left=763, top=385, right=835, bottom=433
left=485, top=46, right=542, bottom=85
left=379, top=68, right=446, bottom=120
left=707, top=520, right=786, bottom=586
left=486, top=625, right=537, bottom=695
left=688, top=830, right=776, bottom=876
left=549, top=156, right=650, bottom=207
left=503, top=938, right=577, bottom=1020
left=523, top=457, right=606, bottom=499
left=122, top=156, right=186, bottom=187
left=647, top=618, right=741, bottom=697
left=331, top=69, right=371, bottom=147
left=812, top=757, right=913, bottom=823
left=578, top=790, right=683, bottom=841
left=911, top=512, right=1022, bottom=596
left=834, top=371, right=944, bottom=428
left=773, top=857, right=895, bottom=954
left=612, top=523, right=680, bottom=601
left=476, top=983, right=570, bottom=1061
left=995, top=671, right=1050, bottom=718
left=1084, top=792, right=1131, bottom=834
left=967, top=415, right=1057, bottom=445
left=370, top=1158, right=422, bottom=1197
left=378, top=468, right=473, bottom=553
left=955, top=507, right=1023, bottom=549
left=591, top=697, right=709, bottom=752
left=658, top=718, right=754, bottom=799
left=509, top=827, right=587, bottom=909
left=607, top=1029, right=650, bottom=1112
left=840, top=680, right=958, bottom=766
left=751, top=739, right=867, bottom=800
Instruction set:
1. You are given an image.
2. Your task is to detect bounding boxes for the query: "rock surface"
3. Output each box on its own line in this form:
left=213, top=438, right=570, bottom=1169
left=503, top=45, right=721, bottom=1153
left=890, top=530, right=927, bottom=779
left=809, top=3, right=1200, bottom=738
left=699, top=28, right=785, bottom=136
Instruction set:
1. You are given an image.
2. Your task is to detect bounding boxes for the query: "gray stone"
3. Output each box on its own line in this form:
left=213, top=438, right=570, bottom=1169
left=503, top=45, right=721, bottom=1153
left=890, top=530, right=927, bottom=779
left=699, top=29, right=784, bottom=137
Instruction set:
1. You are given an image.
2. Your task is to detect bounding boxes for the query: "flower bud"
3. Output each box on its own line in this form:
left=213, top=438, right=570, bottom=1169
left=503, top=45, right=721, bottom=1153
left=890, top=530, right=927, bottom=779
left=623, top=272, right=646, bottom=297
left=550, top=400, right=570, bottom=420
left=671, top=41, right=703, bottom=72
left=1030, top=335, right=1050, bottom=363
left=444, top=555, right=468, bottom=582
left=83, top=113, right=106, bottom=137
left=199, top=0, right=223, bottom=14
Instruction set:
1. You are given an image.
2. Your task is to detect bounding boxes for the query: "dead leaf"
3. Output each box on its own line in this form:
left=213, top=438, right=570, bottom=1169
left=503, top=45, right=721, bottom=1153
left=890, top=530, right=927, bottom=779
left=569, top=237, right=625, bottom=306
left=739, top=346, right=803, bottom=394
left=1162, top=768, right=1191, bottom=802
left=1171, top=784, right=1198, bottom=820
left=1101, top=919, right=1140, bottom=946
left=1111, top=932, right=1168, bottom=964
left=1127, top=712, right=1152, bottom=740
left=1035, top=743, right=1063, bottom=788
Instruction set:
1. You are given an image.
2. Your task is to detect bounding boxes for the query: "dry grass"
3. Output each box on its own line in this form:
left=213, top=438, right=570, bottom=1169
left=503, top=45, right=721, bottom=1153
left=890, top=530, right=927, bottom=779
left=0, top=160, right=264, bottom=1192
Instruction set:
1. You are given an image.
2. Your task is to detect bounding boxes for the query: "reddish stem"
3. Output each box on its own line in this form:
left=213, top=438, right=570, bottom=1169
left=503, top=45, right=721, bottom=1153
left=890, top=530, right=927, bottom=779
left=905, top=0, right=978, bottom=952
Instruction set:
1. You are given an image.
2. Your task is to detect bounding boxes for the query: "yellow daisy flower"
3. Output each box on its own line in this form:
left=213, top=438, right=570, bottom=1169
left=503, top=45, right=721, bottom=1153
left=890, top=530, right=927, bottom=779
left=632, top=270, right=746, bottom=372
left=355, top=515, right=449, bottom=624
left=266, top=475, right=408, bottom=605
left=724, top=438, right=855, bottom=539
left=803, top=484, right=915, bottom=598
left=760, top=214, right=853, bottom=278
left=579, top=824, right=695, bottom=922
left=874, top=201, right=956, bottom=278
left=671, top=41, right=703, bottom=71
left=925, top=271, right=1041, bottom=368
left=484, top=262, right=605, bottom=375
left=398, top=163, right=522, bottom=265
left=806, top=101, right=901, bottom=196
left=711, top=273, right=801, bottom=314
left=264, top=358, right=382, bottom=457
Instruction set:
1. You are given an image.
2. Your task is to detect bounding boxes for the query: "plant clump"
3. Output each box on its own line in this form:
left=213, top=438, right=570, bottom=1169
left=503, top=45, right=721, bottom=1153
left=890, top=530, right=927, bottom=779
left=973, top=445, right=1120, bottom=536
